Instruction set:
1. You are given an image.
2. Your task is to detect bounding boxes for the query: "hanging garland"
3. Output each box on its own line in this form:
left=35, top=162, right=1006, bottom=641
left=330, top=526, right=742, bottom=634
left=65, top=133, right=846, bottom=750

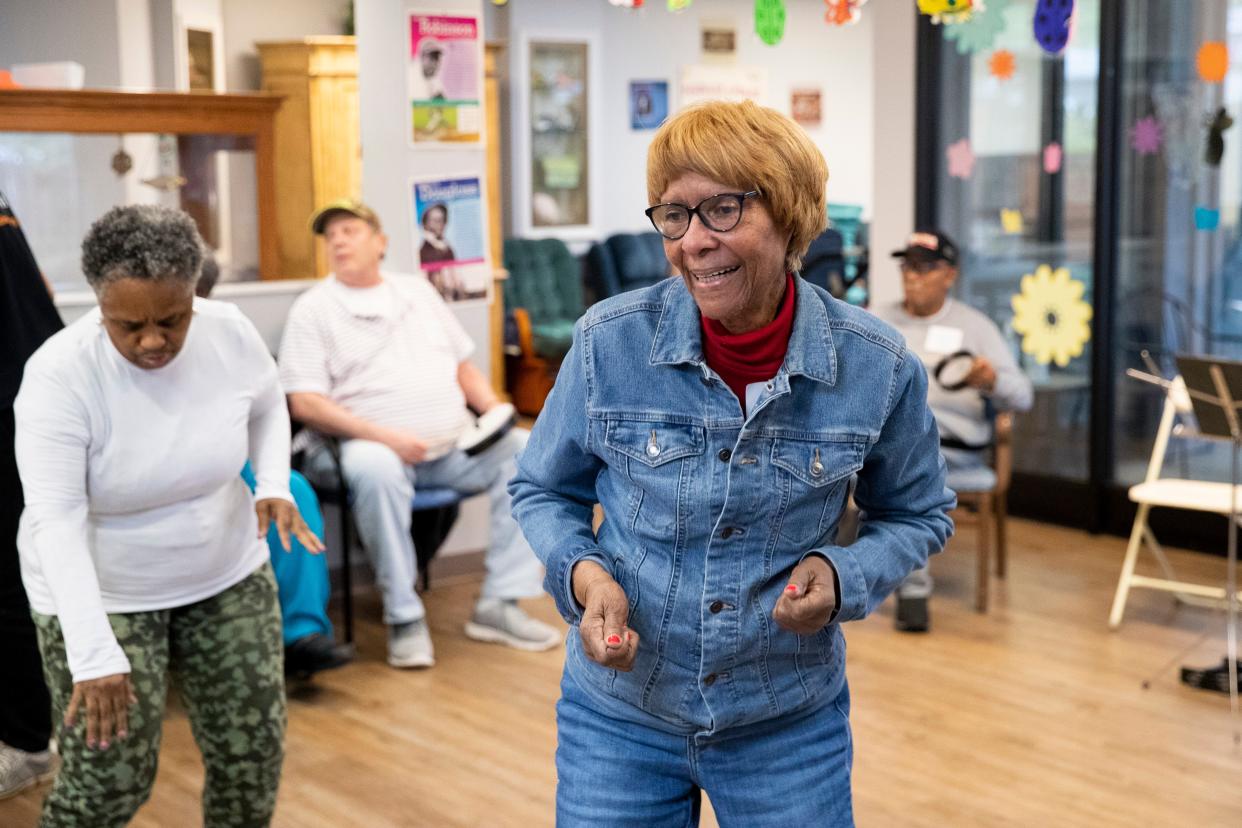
left=824, top=0, right=868, bottom=26
left=1033, top=0, right=1074, bottom=55
left=943, top=0, right=1012, bottom=53
left=918, top=0, right=977, bottom=26
left=755, top=0, right=787, bottom=46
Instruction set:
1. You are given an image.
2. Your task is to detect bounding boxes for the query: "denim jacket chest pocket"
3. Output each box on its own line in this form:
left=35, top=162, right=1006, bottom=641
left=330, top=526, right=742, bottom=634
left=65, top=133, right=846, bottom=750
left=770, top=437, right=866, bottom=547
left=603, top=419, right=706, bottom=536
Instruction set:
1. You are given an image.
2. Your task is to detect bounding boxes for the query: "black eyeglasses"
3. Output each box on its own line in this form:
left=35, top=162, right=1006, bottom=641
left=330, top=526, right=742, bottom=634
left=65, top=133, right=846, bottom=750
left=644, top=191, right=760, bottom=240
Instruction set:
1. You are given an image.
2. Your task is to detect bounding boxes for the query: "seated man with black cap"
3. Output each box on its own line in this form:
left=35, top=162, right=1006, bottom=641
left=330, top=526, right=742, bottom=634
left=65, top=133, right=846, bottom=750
left=278, top=200, right=560, bottom=669
left=874, top=229, right=1032, bottom=632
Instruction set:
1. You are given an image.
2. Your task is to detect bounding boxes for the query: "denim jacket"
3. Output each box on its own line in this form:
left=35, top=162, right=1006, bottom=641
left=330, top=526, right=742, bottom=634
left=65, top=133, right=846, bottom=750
left=510, top=276, right=954, bottom=734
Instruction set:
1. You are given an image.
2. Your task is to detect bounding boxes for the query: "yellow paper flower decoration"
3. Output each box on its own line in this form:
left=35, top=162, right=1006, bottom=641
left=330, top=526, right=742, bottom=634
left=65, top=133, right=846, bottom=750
left=1010, top=264, right=1092, bottom=367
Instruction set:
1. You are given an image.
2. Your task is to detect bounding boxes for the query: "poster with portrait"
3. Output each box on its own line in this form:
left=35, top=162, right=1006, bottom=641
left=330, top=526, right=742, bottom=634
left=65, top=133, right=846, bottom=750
left=630, top=81, right=668, bottom=130
left=408, top=11, right=482, bottom=145
left=412, top=174, right=490, bottom=303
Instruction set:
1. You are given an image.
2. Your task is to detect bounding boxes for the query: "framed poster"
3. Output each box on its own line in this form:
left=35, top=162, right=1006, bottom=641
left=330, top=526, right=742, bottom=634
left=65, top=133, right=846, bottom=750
left=412, top=174, right=490, bottom=303
left=630, top=81, right=669, bottom=130
left=408, top=11, right=482, bottom=145
left=791, top=88, right=822, bottom=128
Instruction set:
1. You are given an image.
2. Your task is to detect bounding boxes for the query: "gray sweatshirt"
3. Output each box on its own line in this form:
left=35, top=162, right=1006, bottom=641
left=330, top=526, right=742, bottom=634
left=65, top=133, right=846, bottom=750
left=874, top=299, right=1033, bottom=449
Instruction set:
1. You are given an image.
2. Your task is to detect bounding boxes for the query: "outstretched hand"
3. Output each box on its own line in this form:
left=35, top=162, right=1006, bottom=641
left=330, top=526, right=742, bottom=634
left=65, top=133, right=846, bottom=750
left=256, top=498, right=326, bottom=554
left=772, top=555, right=838, bottom=635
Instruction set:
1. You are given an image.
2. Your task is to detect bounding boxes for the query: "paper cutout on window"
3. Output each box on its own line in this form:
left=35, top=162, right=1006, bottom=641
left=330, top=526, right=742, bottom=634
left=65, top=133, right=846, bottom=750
left=608, top=0, right=646, bottom=7
left=1000, top=208, right=1023, bottom=234
left=1033, top=0, right=1074, bottom=55
left=1195, top=207, right=1221, bottom=231
left=1011, top=264, right=1092, bottom=367
left=1130, top=115, right=1162, bottom=155
left=1205, top=107, right=1233, bottom=167
left=755, top=0, right=787, bottom=45
left=1197, top=42, right=1228, bottom=83
left=1043, top=142, right=1063, bottom=174
left=946, top=138, right=975, bottom=179
left=943, top=0, right=1012, bottom=53
left=668, top=0, right=693, bottom=10
left=824, top=0, right=867, bottom=26
left=988, top=49, right=1016, bottom=80
left=918, top=0, right=975, bottom=26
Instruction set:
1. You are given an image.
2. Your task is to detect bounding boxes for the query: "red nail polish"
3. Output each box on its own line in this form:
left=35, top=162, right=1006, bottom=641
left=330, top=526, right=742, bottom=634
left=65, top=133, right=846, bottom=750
left=606, top=634, right=621, bottom=646
left=786, top=584, right=799, bottom=593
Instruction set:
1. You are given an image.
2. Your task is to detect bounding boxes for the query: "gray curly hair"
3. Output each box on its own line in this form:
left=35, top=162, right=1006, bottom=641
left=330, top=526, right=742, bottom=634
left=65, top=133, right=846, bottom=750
left=81, top=205, right=204, bottom=291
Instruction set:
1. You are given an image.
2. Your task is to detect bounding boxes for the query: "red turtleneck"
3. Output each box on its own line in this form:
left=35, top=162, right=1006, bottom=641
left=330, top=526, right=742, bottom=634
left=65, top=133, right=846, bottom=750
left=700, top=274, right=796, bottom=409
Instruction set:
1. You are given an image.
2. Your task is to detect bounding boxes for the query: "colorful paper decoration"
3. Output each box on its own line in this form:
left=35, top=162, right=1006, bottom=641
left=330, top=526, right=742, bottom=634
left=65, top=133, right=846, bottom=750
left=943, top=0, right=1012, bottom=53
left=1011, top=264, right=1092, bottom=367
left=1197, top=42, right=1228, bottom=83
left=918, top=0, right=976, bottom=26
left=1033, top=0, right=1074, bottom=55
left=755, top=0, right=787, bottom=45
left=608, top=0, right=646, bottom=7
left=1130, top=115, right=1163, bottom=155
left=1195, top=206, right=1221, bottom=231
left=668, top=0, right=693, bottom=10
left=1000, top=208, right=1024, bottom=234
left=988, top=49, right=1016, bottom=80
left=1043, top=142, right=1063, bottom=174
left=492, top=0, right=508, bottom=5
left=1205, top=107, right=1234, bottom=167
left=824, top=0, right=867, bottom=26
left=946, top=138, right=975, bottom=178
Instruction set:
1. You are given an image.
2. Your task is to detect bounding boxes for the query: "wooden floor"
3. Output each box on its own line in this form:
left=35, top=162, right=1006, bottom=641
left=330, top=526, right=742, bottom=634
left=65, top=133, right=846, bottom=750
left=4, top=517, right=1241, bottom=827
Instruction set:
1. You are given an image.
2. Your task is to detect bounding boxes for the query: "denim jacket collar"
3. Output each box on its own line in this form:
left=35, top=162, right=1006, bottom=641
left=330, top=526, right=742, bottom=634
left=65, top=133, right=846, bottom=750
left=648, top=275, right=837, bottom=387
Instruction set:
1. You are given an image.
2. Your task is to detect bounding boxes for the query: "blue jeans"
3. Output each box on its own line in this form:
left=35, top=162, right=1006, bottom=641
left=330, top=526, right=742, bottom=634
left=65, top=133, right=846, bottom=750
left=555, top=671, right=854, bottom=827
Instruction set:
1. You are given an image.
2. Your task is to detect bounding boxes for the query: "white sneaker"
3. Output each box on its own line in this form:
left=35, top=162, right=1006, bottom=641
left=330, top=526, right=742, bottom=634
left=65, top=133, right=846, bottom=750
left=388, top=619, right=435, bottom=668
left=0, top=742, right=59, bottom=801
left=465, top=599, right=563, bottom=652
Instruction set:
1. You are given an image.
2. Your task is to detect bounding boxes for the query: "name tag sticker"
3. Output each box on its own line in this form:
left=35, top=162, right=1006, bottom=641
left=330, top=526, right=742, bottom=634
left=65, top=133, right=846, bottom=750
left=924, top=325, right=964, bottom=355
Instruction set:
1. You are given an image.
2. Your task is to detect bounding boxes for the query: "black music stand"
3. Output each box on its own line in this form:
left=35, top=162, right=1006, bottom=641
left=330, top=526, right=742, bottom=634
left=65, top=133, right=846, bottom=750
left=1175, top=354, right=1242, bottom=745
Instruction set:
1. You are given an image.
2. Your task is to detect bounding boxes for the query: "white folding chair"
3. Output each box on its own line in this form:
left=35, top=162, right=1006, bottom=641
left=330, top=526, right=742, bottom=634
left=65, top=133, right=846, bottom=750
left=1109, top=376, right=1242, bottom=628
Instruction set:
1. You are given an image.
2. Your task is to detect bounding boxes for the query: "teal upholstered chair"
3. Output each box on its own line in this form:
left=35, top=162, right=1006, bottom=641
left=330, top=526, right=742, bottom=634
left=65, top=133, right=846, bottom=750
left=502, top=237, right=583, bottom=361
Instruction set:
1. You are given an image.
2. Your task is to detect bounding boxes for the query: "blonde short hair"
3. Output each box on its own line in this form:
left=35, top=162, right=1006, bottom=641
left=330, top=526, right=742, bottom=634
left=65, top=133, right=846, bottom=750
left=646, top=100, right=828, bottom=272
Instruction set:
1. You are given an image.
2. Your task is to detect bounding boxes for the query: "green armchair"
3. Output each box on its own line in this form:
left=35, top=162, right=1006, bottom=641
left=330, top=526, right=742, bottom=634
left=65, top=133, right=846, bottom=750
left=502, top=237, right=583, bottom=361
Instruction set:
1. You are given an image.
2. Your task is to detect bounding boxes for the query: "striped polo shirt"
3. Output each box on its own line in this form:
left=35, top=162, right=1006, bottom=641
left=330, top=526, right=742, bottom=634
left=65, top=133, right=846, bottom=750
left=279, top=272, right=474, bottom=460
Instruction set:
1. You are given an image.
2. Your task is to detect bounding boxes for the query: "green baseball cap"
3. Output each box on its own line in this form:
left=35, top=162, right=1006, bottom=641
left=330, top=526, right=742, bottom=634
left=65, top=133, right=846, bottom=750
left=310, top=199, right=382, bottom=235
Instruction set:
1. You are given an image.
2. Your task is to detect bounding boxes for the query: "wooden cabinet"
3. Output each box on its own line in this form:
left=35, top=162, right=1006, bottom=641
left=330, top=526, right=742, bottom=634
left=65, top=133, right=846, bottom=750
left=258, top=37, right=360, bottom=279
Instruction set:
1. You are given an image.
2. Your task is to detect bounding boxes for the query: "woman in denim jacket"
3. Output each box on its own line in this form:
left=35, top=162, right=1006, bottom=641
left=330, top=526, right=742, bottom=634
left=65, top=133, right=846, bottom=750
left=510, top=101, right=955, bottom=827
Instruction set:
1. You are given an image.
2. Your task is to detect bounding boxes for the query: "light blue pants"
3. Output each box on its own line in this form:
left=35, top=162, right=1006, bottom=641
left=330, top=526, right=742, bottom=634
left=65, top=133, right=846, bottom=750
left=306, top=428, right=544, bottom=626
left=898, top=447, right=996, bottom=599
left=555, top=671, right=854, bottom=827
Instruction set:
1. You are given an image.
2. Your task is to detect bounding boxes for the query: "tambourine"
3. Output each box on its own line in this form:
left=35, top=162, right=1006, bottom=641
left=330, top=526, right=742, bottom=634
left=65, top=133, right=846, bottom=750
left=457, top=402, right=517, bottom=456
left=934, top=350, right=975, bottom=391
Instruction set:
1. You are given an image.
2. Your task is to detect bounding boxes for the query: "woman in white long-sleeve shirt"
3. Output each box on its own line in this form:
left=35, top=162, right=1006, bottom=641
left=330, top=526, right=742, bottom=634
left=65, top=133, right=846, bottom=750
left=14, top=205, right=322, bottom=827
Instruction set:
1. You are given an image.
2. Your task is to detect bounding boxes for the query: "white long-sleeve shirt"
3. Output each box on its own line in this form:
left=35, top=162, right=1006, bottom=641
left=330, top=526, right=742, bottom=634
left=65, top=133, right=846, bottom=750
left=14, top=298, right=293, bottom=682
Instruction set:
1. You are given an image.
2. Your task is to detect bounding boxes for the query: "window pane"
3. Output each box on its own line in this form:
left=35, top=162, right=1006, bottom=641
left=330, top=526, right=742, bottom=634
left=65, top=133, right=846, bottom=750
left=935, top=0, right=1100, bottom=482
left=529, top=42, right=589, bottom=228
left=1113, top=0, right=1242, bottom=486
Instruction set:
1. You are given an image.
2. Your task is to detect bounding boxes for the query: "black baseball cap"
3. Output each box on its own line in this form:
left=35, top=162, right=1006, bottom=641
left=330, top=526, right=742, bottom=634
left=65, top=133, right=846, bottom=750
left=891, top=229, right=959, bottom=266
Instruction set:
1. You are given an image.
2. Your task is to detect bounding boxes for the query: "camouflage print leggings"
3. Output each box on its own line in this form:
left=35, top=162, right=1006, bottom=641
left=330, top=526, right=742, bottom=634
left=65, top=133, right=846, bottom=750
left=32, top=563, right=286, bottom=828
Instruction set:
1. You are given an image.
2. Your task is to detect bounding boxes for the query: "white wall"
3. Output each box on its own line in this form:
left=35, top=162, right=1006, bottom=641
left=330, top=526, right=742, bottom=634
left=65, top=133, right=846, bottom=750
left=867, top=0, right=917, bottom=310
left=500, top=0, right=876, bottom=242
left=357, top=0, right=492, bottom=557
left=220, top=0, right=347, bottom=90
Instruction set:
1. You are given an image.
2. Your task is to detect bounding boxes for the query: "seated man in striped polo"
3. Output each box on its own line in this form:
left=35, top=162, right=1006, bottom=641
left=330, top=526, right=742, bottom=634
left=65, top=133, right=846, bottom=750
left=278, top=200, right=560, bottom=669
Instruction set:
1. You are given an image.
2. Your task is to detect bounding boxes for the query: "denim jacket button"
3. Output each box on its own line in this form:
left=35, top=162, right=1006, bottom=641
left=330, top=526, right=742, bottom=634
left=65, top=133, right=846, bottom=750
left=717, top=448, right=732, bottom=462
left=765, top=381, right=775, bottom=392
left=703, top=673, right=717, bottom=686
left=720, top=527, right=735, bottom=539
left=811, top=460, right=825, bottom=477
left=709, top=600, right=725, bottom=613
left=646, top=444, right=661, bottom=458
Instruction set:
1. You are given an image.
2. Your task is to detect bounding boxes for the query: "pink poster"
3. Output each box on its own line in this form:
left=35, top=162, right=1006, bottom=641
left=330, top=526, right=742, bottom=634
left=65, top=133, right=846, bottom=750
left=408, top=12, right=482, bottom=145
